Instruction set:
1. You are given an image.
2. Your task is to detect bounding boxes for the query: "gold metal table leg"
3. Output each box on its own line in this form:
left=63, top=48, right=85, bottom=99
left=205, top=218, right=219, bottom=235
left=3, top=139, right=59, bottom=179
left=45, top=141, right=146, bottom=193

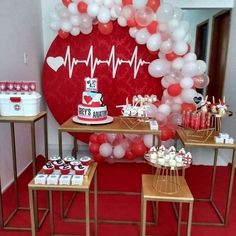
left=85, top=190, right=90, bottom=236
left=187, top=202, right=193, bottom=236
left=94, top=170, right=98, bottom=236
left=29, top=188, right=36, bottom=236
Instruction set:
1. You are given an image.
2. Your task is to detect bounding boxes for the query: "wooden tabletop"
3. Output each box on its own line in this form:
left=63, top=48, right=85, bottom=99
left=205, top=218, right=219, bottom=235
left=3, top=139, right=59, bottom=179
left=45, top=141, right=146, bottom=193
left=177, top=128, right=236, bottom=149
left=0, top=111, right=47, bottom=123
left=59, top=116, right=161, bottom=135
left=28, top=162, right=97, bottom=191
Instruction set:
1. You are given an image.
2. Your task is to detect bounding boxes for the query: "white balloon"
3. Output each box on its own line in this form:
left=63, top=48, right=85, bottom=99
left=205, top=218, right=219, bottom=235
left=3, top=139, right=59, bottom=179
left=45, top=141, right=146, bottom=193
left=158, top=23, right=168, bottom=32
left=180, top=20, right=190, bottom=32
left=121, top=5, right=135, bottom=19
left=173, top=7, right=183, bottom=20
left=113, top=145, right=125, bottom=159
left=95, top=0, right=103, bottom=5
left=97, top=6, right=111, bottom=23
left=156, top=3, right=174, bottom=23
left=80, top=14, right=92, bottom=28
left=135, top=28, right=150, bottom=45
left=133, top=0, right=148, bottom=9
left=181, top=88, right=198, bottom=103
left=68, top=3, right=78, bottom=14
left=143, top=134, right=158, bottom=148
left=71, top=27, right=80, bottom=36
left=61, top=20, right=72, bottom=32
left=147, top=33, right=162, bottom=51
left=168, top=19, right=180, bottom=32
left=161, top=75, right=177, bottom=88
left=58, top=7, right=69, bottom=19
left=171, top=103, right=181, bottom=112
left=148, top=59, right=171, bottom=78
left=172, top=57, right=184, bottom=71
left=180, top=77, right=194, bottom=89
left=172, top=95, right=183, bottom=104
left=117, top=16, right=127, bottom=27
left=196, top=60, right=207, bottom=75
left=158, top=104, right=171, bottom=116
left=172, top=27, right=186, bottom=41
left=87, top=3, right=100, bottom=17
left=80, top=26, right=93, bottom=34
left=129, top=27, right=138, bottom=38
left=50, top=21, right=61, bottom=31
left=111, top=5, right=122, bottom=18
left=103, top=0, right=114, bottom=8
left=70, top=15, right=81, bottom=26
left=160, top=39, right=172, bottom=54
left=99, top=143, right=113, bottom=157
left=184, top=52, right=197, bottom=62
left=172, top=41, right=188, bottom=55
left=114, top=0, right=122, bottom=5
left=182, top=61, right=199, bottom=77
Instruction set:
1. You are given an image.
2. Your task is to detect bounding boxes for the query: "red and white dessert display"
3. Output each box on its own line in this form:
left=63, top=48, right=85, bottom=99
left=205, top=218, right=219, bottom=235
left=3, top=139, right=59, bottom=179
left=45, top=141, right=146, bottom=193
left=146, top=146, right=192, bottom=169
left=59, top=163, right=71, bottom=175
left=53, top=159, right=64, bottom=169
left=43, top=162, right=55, bottom=174
left=78, top=77, right=107, bottom=121
left=74, top=164, right=86, bottom=175
left=80, top=156, right=92, bottom=166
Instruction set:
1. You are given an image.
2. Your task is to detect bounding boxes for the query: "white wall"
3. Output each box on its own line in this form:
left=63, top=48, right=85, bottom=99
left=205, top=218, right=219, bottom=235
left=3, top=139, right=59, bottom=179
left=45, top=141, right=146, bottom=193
left=0, top=0, right=44, bottom=191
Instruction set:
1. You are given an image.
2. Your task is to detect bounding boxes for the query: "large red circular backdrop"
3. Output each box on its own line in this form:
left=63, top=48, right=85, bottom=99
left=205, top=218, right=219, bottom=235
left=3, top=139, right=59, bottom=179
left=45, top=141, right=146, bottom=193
left=42, top=22, right=163, bottom=142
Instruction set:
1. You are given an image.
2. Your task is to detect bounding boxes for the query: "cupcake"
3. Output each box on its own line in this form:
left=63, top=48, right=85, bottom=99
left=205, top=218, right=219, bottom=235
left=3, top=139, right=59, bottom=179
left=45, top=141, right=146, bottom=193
left=64, top=156, right=76, bottom=164
left=43, top=162, right=55, bottom=174
left=80, top=156, right=92, bottom=166
left=53, top=159, right=64, bottom=169
left=74, top=164, right=86, bottom=175
left=59, top=164, right=71, bottom=175
left=70, top=160, right=81, bottom=170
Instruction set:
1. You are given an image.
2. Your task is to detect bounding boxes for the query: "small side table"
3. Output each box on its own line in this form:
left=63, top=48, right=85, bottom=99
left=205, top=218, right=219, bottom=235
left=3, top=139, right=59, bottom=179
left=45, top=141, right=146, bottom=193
left=0, top=111, right=48, bottom=230
left=28, top=162, right=97, bottom=236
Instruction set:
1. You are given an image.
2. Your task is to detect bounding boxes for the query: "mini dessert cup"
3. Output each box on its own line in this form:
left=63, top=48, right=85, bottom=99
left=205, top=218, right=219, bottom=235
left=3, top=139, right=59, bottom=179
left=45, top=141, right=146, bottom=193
left=70, top=160, right=81, bottom=170
left=43, top=162, right=55, bottom=174
left=74, top=164, right=86, bottom=175
left=63, top=156, right=76, bottom=164
left=53, top=159, right=65, bottom=169
left=80, top=156, right=92, bottom=166
left=59, top=164, right=71, bottom=175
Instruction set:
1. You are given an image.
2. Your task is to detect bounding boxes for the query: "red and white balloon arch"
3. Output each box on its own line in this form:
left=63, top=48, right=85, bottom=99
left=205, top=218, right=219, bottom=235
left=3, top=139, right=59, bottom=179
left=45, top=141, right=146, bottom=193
left=48, top=0, right=210, bottom=161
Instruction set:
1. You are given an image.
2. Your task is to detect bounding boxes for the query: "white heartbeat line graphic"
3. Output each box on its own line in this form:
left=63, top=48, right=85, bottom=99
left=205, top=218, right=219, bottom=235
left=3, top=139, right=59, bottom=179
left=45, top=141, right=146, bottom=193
left=47, top=45, right=150, bottom=79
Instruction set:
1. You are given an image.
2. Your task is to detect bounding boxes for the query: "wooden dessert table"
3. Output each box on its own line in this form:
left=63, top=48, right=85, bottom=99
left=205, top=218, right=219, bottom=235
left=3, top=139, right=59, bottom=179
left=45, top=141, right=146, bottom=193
left=0, top=111, right=48, bottom=231
left=58, top=116, right=161, bottom=225
left=28, top=162, right=97, bottom=236
left=58, top=116, right=161, bottom=158
left=176, top=128, right=236, bottom=226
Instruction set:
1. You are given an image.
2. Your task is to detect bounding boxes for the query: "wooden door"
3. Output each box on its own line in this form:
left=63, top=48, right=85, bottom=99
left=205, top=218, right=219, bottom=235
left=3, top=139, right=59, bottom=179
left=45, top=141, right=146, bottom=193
left=207, top=10, right=231, bottom=101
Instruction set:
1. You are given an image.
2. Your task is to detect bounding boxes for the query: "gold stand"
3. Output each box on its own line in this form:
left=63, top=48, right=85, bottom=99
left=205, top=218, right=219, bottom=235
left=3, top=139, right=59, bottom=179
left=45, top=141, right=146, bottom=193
left=0, top=111, right=48, bottom=231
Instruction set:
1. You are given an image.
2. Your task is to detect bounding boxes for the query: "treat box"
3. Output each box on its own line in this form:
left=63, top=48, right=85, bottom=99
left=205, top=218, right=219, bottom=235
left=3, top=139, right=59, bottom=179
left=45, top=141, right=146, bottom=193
left=0, top=91, right=41, bottom=116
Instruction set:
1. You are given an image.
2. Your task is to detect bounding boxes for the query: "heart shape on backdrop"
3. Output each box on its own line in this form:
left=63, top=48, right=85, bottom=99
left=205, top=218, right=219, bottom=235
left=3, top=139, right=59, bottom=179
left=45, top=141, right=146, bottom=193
left=193, top=96, right=203, bottom=104
left=46, top=56, right=64, bottom=72
left=84, top=95, right=93, bottom=104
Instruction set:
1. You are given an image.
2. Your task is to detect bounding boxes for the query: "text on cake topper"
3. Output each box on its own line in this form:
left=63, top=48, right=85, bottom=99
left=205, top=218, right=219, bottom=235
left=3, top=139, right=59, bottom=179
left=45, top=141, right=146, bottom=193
left=46, top=45, right=150, bottom=79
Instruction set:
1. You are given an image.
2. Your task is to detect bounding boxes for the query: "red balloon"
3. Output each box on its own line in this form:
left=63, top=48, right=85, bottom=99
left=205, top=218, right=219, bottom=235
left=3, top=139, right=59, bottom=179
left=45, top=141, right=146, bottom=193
left=127, top=18, right=137, bottom=27
left=181, top=103, right=197, bottom=112
left=147, top=21, right=158, bottom=34
left=98, top=21, right=114, bottom=35
left=97, top=133, right=107, bottom=144
left=77, top=1, right=88, bottom=13
left=122, top=0, right=133, bottom=6
left=89, top=143, right=100, bottom=154
left=124, top=150, right=136, bottom=161
left=147, top=0, right=160, bottom=12
left=167, top=83, right=182, bottom=97
left=131, top=141, right=147, bottom=156
left=89, top=133, right=98, bottom=143
left=166, top=52, right=178, bottom=61
left=160, top=126, right=174, bottom=141
left=62, top=0, right=72, bottom=7
left=93, top=153, right=105, bottom=162
left=58, top=30, right=69, bottom=39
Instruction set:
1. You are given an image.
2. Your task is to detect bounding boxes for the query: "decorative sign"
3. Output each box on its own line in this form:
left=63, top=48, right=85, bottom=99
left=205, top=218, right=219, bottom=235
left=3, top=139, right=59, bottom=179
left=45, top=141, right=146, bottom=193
left=42, top=23, right=163, bottom=142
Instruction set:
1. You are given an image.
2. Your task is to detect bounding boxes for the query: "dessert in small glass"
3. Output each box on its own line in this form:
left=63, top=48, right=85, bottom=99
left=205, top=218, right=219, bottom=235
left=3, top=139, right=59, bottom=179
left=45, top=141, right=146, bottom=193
left=59, top=164, right=71, bottom=175
left=53, top=159, right=64, bottom=169
left=80, top=156, right=92, bottom=166
left=70, top=160, right=81, bottom=170
left=74, top=164, right=86, bottom=175
left=64, top=156, right=76, bottom=164
left=43, top=162, right=55, bottom=174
